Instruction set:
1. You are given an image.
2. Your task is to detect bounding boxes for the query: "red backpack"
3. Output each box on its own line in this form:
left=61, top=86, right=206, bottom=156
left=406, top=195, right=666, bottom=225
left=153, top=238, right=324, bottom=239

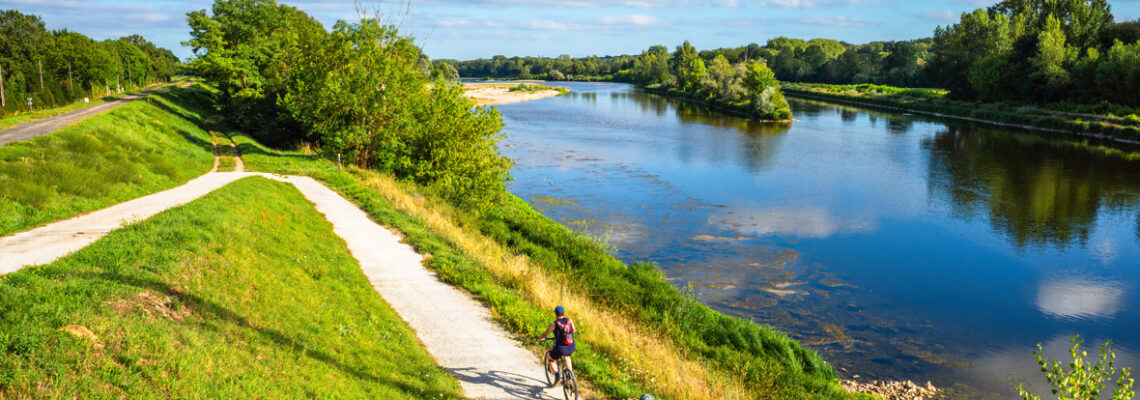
left=554, top=318, right=575, bottom=346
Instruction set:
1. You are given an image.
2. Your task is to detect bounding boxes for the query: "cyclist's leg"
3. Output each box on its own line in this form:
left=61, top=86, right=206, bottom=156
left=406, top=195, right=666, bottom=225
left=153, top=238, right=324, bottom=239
left=547, top=348, right=560, bottom=374
left=563, top=355, right=573, bottom=374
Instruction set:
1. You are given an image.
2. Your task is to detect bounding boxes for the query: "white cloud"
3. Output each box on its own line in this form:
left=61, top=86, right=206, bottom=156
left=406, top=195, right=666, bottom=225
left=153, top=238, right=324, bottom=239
left=755, top=0, right=860, bottom=8
left=597, top=15, right=663, bottom=26
left=796, top=15, right=875, bottom=27
left=919, top=10, right=958, bottom=22
left=413, top=0, right=675, bottom=7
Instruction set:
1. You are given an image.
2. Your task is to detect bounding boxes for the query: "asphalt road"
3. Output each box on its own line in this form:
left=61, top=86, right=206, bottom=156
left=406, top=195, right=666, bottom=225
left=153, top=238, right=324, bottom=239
left=0, top=83, right=180, bottom=147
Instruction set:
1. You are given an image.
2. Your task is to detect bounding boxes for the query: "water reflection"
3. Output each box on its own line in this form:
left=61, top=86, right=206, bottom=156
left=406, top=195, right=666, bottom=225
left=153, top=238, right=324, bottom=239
left=1036, top=278, right=1125, bottom=320
left=925, top=127, right=1140, bottom=248
left=709, top=206, right=875, bottom=238
left=496, top=83, right=1140, bottom=400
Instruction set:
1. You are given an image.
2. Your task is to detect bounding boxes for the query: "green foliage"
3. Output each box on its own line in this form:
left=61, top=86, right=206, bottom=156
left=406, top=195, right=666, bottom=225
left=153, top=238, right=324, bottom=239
left=621, top=42, right=793, bottom=120
left=188, top=0, right=512, bottom=210
left=930, top=0, right=1137, bottom=105
left=0, top=9, right=177, bottom=117
left=1017, top=336, right=1135, bottom=400
left=1030, top=15, right=1075, bottom=98
left=185, top=0, right=325, bottom=144
left=1096, top=39, right=1140, bottom=106
left=280, top=19, right=511, bottom=209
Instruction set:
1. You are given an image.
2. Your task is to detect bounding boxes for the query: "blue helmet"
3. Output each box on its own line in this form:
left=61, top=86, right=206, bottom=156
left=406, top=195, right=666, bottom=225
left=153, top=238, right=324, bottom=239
left=554, top=306, right=565, bottom=316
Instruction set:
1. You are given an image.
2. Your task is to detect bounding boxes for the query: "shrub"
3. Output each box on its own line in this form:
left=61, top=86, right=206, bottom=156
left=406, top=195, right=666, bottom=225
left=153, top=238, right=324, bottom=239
left=1017, top=336, right=1135, bottom=400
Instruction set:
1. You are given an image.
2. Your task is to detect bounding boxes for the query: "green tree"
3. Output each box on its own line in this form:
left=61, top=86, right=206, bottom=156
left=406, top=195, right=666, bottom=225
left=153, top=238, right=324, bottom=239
left=1096, top=39, right=1140, bottom=106
left=282, top=19, right=511, bottom=209
left=930, top=9, right=1013, bottom=97
left=1030, top=15, right=1074, bottom=98
left=185, top=0, right=326, bottom=144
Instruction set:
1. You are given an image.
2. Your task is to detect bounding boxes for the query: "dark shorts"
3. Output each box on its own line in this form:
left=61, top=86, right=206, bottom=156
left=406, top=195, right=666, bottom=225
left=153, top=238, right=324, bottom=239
left=547, top=345, right=575, bottom=359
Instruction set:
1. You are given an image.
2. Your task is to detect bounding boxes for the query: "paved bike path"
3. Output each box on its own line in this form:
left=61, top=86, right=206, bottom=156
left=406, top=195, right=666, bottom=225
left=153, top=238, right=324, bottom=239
left=0, top=83, right=188, bottom=148
left=0, top=172, right=561, bottom=400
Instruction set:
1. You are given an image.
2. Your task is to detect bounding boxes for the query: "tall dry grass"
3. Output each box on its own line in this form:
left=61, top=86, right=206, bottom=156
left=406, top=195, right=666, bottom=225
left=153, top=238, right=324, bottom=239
left=356, top=171, right=750, bottom=399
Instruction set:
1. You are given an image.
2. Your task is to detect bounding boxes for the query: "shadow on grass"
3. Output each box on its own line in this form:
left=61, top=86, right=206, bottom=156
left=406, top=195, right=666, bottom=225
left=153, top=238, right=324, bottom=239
left=235, top=142, right=320, bottom=160
left=63, top=269, right=430, bottom=396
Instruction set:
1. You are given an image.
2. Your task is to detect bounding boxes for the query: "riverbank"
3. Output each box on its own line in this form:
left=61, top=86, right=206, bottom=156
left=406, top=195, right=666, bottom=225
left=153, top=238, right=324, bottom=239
left=232, top=132, right=859, bottom=399
left=462, top=82, right=569, bottom=106
left=782, top=83, right=1140, bottom=145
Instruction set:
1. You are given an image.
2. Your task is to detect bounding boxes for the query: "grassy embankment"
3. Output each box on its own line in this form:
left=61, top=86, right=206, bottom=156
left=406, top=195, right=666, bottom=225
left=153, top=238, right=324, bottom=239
left=233, top=133, right=851, bottom=399
left=0, top=80, right=188, bottom=131
left=783, top=83, right=1140, bottom=143
left=0, top=177, right=463, bottom=398
left=0, top=85, right=218, bottom=236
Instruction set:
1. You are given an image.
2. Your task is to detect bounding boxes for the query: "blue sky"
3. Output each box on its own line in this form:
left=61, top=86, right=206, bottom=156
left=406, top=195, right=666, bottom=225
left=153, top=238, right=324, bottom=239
left=3, top=0, right=1139, bottom=61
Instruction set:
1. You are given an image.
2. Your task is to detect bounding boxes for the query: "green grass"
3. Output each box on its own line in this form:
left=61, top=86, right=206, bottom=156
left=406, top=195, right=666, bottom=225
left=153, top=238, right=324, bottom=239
left=233, top=133, right=849, bottom=399
left=0, top=81, right=187, bottom=130
left=0, top=177, right=463, bottom=399
left=210, top=131, right=237, bottom=172
left=0, top=85, right=217, bottom=236
left=0, top=98, right=115, bottom=131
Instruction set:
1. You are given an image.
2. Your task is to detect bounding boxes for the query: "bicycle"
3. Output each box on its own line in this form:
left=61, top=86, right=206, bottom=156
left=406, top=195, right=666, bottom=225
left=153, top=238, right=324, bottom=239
left=540, top=337, right=578, bottom=400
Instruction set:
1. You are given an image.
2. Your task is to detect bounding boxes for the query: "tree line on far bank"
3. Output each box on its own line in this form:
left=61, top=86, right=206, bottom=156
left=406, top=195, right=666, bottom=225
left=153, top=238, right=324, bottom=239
left=443, top=38, right=933, bottom=88
left=444, top=0, right=1140, bottom=108
left=186, top=0, right=509, bottom=210
left=0, top=10, right=180, bottom=117
left=931, top=0, right=1140, bottom=106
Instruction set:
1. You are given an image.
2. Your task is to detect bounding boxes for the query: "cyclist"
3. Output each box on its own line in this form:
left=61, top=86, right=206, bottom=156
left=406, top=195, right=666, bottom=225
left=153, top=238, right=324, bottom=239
left=537, top=305, right=575, bottom=386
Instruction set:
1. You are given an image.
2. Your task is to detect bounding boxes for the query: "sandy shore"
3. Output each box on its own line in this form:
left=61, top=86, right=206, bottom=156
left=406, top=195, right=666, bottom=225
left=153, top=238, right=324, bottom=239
left=462, top=82, right=567, bottom=106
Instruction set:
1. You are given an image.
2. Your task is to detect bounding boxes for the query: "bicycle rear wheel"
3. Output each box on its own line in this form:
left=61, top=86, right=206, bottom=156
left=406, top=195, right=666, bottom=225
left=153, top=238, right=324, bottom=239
left=561, top=367, right=578, bottom=400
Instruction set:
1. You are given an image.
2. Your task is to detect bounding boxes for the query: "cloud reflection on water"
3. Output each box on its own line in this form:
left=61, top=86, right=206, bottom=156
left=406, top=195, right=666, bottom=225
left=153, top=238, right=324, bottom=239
left=709, top=206, right=875, bottom=238
left=1036, top=278, right=1125, bottom=320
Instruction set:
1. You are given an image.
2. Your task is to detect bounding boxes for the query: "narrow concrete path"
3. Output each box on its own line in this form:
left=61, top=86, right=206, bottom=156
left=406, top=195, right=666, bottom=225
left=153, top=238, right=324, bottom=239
left=278, top=175, right=561, bottom=400
left=0, top=173, right=251, bottom=275
left=0, top=172, right=562, bottom=399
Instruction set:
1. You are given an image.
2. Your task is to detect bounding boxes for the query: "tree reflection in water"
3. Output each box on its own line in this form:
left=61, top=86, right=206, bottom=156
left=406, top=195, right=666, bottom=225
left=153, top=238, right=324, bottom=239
left=925, top=126, right=1140, bottom=248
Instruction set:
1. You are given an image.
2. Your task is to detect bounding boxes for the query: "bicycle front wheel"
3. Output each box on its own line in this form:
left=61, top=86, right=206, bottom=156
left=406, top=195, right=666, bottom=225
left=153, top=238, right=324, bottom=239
left=541, top=352, right=553, bottom=386
left=561, top=369, right=578, bottom=400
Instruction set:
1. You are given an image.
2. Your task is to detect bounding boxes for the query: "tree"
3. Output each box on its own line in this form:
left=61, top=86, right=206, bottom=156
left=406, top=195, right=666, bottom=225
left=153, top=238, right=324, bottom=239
left=1030, top=15, right=1074, bottom=99
left=1096, top=39, right=1140, bottom=106
left=929, top=9, right=1013, bottom=98
left=282, top=19, right=511, bottom=209
left=185, top=0, right=326, bottom=144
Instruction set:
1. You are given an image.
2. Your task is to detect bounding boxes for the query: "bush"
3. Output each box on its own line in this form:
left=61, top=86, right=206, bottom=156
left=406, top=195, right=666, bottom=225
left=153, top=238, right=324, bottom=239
left=1017, top=336, right=1135, bottom=400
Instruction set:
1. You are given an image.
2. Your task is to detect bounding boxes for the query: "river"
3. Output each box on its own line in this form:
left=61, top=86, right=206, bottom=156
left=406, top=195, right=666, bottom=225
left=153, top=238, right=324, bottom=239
left=492, top=81, right=1140, bottom=399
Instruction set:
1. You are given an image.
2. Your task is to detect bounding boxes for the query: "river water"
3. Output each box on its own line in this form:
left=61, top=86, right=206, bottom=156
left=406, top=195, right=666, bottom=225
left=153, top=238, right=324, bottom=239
left=492, top=81, right=1140, bottom=399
